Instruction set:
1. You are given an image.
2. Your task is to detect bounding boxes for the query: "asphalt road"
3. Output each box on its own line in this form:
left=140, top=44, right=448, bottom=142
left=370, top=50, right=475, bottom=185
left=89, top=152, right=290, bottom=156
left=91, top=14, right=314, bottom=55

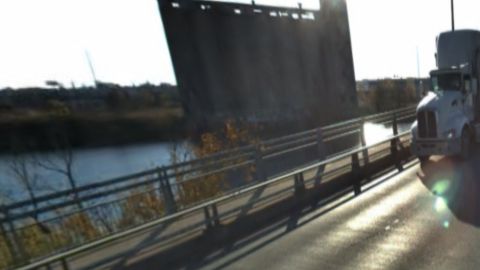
left=69, top=149, right=480, bottom=270
left=195, top=154, right=480, bottom=270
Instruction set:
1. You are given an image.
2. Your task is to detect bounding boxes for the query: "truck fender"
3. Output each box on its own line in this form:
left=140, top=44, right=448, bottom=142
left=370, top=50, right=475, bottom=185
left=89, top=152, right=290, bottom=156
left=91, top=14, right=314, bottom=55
left=454, top=118, right=471, bottom=138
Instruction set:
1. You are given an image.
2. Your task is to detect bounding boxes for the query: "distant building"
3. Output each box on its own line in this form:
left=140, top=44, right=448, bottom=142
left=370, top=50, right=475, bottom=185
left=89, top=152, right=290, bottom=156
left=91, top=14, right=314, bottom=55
left=356, top=78, right=430, bottom=97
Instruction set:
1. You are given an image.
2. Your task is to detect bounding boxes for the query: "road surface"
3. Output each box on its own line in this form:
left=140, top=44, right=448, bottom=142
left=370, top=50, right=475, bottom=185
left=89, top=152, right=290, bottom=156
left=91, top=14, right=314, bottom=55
left=66, top=148, right=480, bottom=270
left=195, top=155, right=480, bottom=270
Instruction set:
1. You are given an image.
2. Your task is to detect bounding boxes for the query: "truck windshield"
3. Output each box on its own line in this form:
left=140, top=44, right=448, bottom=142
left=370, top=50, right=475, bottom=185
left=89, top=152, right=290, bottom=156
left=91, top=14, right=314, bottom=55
left=431, top=73, right=462, bottom=91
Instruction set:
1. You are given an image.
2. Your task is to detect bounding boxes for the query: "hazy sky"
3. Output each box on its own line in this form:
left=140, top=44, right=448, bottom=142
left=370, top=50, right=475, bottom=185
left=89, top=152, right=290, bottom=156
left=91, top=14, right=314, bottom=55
left=0, top=0, right=478, bottom=88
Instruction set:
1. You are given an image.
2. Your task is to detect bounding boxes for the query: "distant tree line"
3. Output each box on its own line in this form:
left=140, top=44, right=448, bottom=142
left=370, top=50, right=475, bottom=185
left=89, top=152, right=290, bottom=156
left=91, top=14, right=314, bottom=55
left=356, top=78, right=428, bottom=113
left=0, top=82, right=180, bottom=113
left=0, top=82, right=186, bottom=152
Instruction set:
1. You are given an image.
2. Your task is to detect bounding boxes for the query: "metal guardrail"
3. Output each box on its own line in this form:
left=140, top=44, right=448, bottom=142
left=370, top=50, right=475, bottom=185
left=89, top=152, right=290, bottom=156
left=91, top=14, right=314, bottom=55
left=19, top=134, right=412, bottom=270
left=0, top=106, right=417, bottom=270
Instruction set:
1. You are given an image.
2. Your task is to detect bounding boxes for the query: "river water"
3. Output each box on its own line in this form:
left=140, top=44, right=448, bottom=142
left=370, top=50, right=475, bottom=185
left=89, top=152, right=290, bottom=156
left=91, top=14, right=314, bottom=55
left=0, top=122, right=412, bottom=202
left=0, top=142, right=180, bottom=201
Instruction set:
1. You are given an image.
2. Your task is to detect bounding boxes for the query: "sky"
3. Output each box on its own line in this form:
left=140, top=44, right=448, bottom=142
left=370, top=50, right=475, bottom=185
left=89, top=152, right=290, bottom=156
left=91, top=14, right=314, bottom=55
left=0, top=0, right=478, bottom=88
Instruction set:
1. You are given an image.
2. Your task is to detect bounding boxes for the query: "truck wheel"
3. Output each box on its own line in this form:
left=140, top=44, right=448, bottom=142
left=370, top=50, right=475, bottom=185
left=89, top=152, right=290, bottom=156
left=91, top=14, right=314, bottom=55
left=460, top=128, right=471, bottom=160
left=419, top=156, right=429, bottom=169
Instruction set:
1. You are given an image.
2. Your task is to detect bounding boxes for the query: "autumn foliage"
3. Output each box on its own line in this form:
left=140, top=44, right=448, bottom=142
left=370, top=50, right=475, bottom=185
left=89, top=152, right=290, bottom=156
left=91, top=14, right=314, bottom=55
left=177, top=120, right=259, bottom=206
left=0, top=120, right=259, bottom=269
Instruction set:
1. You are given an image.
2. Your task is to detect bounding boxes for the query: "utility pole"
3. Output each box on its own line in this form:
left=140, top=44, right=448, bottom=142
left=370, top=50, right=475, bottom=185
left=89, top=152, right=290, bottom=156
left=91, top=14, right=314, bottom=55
left=451, top=0, right=455, bottom=31
left=85, top=50, right=98, bottom=88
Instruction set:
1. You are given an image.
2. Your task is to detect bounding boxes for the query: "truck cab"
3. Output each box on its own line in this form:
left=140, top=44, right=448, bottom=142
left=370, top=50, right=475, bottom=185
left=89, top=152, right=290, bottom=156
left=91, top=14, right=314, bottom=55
left=411, top=30, right=480, bottom=164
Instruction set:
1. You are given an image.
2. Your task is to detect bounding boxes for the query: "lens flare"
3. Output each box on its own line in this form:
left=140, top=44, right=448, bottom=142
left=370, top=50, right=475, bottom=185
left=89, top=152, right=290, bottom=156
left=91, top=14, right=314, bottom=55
left=435, top=197, right=448, bottom=212
left=443, top=221, right=450, bottom=228
left=432, top=180, right=451, bottom=195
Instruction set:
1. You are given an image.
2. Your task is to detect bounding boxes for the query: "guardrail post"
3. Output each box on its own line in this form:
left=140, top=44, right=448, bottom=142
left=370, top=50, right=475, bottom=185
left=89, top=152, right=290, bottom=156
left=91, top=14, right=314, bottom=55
left=203, top=205, right=220, bottom=230
left=158, top=167, right=177, bottom=215
left=315, top=128, right=326, bottom=186
left=352, top=153, right=362, bottom=196
left=390, top=114, right=404, bottom=172
left=211, top=204, right=220, bottom=227
left=360, top=118, right=370, bottom=165
left=61, top=258, right=70, bottom=270
left=316, top=128, right=326, bottom=159
left=255, top=144, right=266, bottom=182
left=392, top=113, right=399, bottom=136
left=203, top=206, right=212, bottom=230
left=2, top=208, right=27, bottom=264
left=0, top=207, right=16, bottom=266
left=294, top=173, right=306, bottom=196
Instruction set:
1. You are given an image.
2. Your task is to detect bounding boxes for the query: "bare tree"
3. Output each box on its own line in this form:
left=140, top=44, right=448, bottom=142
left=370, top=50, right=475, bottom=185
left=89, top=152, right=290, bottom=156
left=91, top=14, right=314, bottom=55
left=169, top=141, right=192, bottom=170
left=0, top=178, right=14, bottom=206
left=169, top=141, right=194, bottom=185
left=89, top=206, right=114, bottom=234
left=9, top=154, right=38, bottom=214
left=8, top=153, right=51, bottom=233
left=35, top=133, right=83, bottom=210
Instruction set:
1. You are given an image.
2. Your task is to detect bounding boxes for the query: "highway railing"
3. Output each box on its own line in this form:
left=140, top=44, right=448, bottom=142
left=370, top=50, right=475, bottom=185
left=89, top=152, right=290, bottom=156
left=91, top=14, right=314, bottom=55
left=0, top=105, right=416, bottom=270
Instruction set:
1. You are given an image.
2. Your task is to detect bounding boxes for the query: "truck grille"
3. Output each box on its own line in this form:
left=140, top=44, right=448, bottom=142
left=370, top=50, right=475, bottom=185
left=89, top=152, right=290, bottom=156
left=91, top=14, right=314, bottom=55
left=417, top=110, right=437, bottom=138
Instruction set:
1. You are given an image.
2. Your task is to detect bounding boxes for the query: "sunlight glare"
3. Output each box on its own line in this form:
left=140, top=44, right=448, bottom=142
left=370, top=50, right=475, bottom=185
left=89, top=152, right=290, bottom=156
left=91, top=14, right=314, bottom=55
left=363, top=122, right=392, bottom=145
left=434, top=197, right=448, bottom=213
left=443, top=220, right=450, bottom=228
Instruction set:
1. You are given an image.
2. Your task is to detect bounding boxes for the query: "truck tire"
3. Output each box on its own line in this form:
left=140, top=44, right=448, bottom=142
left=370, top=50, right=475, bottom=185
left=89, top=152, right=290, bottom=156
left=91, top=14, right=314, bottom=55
left=419, top=156, right=429, bottom=169
left=460, top=128, right=471, bottom=161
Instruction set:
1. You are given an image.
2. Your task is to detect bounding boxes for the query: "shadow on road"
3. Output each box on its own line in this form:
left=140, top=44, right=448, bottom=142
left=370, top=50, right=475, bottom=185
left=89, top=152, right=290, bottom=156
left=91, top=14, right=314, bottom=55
left=417, top=147, right=480, bottom=227
left=108, top=161, right=417, bottom=270
left=118, top=194, right=352, bottom=270
left=78, top=222, right=173, bottom=270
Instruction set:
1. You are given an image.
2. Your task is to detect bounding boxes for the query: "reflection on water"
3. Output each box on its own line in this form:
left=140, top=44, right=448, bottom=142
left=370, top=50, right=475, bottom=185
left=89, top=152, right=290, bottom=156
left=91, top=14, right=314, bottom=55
left=363, top=122, right=393, bottom=146
left=363, top=122, right=411, bottom=146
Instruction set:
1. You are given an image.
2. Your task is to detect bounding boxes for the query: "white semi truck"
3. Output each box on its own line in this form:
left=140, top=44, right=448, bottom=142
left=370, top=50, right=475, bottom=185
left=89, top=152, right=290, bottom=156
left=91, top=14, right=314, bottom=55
left=411, top=29, right=480, bottom=165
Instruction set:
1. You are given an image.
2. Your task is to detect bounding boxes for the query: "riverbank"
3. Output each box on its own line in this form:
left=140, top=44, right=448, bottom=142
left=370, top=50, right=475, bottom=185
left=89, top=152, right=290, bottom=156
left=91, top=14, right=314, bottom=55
left=0, top=104, right=415, bottom=154
left=0, top=107, right=187, bottom=153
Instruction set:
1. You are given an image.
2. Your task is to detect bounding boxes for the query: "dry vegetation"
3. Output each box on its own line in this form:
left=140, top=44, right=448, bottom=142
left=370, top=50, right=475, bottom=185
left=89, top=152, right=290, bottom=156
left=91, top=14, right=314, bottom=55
left=357, top=79, right=419, bottom=114
left=0, top=120, right=258, bottom=269
left=0, top=234, right=13, bottom=269
left=0, top=189, right=167, bottom=269
left=117, top=185, right=166, bottom=229
left=176, top=120, right=259, bottom=206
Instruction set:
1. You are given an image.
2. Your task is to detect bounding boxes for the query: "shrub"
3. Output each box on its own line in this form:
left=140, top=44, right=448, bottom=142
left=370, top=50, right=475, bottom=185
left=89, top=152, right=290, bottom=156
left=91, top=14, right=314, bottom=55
left=0, top=234, right=13, bottom=269
left=176, top=120, right=259, bottom=206
left=63, top=213, right=99, bottom=243
left=118, top=185, right=165, bottom=229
